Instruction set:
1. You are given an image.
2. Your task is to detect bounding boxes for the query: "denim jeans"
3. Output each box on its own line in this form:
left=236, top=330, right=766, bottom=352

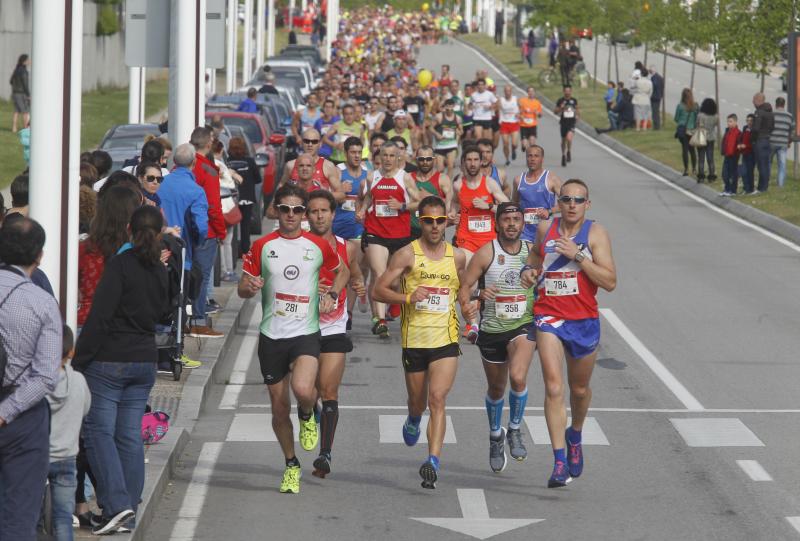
left=82, top=361, right=156, bottom=519
left=192, top=237, right=219, bottom=326
left=741, top=153, right=756, bottom=193
left=754, top=138, right=771, bottom=192
left=697, top=141, right=715, bottom=177
left=651, top=99, right=661, bottom=130
left=607, top=110, right=619, bottom=131
left=49, top=458, right=77, bottom=541
left=770, top=144, right=787, bottom=187
left=722, top=156, right=739, bottom=194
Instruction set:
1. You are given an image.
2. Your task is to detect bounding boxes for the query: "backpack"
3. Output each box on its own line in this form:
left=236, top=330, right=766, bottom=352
left=141, top=410, right=170, bottom=444
left=0, top=268, right=28, bottom=398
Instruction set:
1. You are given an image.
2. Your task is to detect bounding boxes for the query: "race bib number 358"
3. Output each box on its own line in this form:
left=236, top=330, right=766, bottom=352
left=544, top=271, right=579, bottom=296
left=495, top=294, right=527, bottom=319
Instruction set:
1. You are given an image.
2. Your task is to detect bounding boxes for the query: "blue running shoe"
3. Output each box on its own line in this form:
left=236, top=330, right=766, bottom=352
left=402, top=418, right=421, bottom=446
left=547, top=460, right=572, bottom=488
left=566, top=428, right=583, bottom=477
left=419, top=458, right=439, bottom=489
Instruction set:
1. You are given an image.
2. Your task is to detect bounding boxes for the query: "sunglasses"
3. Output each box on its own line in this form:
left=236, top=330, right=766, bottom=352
left=276, top=204, right=307, bottom=215
left=419, top=215, right=447, bottom=225
left=144, top=175, right=163, bottom=183
left=417, top=156, right=434, bottom=162
left=558, top=195, right=587, bottom=204
left=303, top=139, right=320, bottom=145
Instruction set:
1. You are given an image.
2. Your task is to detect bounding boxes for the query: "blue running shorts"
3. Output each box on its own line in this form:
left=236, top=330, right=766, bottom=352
left=530, top=316, right=600, bottom=359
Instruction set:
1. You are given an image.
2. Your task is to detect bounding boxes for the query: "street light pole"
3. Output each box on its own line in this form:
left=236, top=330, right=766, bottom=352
left=226, top=0, right=236, bottom=93
left=256, top=0, right=265, bottom=68
left=267, top=0, right=276, bottom=58
left=169, top=0, right=198, bottom=146
left=243, top=0, right=253, bottom=86
left=66, top=0, right=83, bottom=330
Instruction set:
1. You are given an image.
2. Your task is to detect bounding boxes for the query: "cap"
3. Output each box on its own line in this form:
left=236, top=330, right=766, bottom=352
left=393, top=109, right=407, bottom=118
left=495, top=202, right=523, bottom=221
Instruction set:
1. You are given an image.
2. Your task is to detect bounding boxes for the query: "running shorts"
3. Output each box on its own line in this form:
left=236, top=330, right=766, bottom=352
left=520, top=126, right=538, bottom=139
left=474, top=119, right=493, bottom=130
left=500, top=122, right=520, bottom=134
left=455, top=235, right=489, bottom=254
left=477, top=324, right=534, bottom=364
left=320, top=332, right=354, bottom=354
left=332, top=221, right=364, bottom=240
left=560, top=121, right=576, bottom=139
left=402, top=343, right=461, bottom=373
left=361, top=233, right=411, bottom=255
left=435, top=147, right=457, bottom=157
left=491, top=116, right=500, bottom=131
left=531, top=316, right=600, bottom=359
left=258, top=332, right=321, bottom=384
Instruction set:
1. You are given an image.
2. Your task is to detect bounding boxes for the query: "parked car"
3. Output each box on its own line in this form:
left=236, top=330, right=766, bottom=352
left=570, top=27, right=593, bottom=40
left=244, top=66, right=312, bottom=97
left=281, top=44, right=326, bottom=66
left=279, top=47, right=326, bottom=75
left=98, top=123, right=162, bottom=171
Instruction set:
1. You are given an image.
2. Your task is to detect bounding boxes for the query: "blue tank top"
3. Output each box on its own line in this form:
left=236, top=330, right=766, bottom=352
left=332, top=164, right=367, bottom=234
left=301, top=107, right=321, bottom=132
left=489, top=165, right=502, bottom=188
left=518, top=169, right=556, bottom=242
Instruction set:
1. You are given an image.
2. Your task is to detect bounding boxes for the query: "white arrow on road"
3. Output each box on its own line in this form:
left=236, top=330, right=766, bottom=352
left=410, top=489, right=544, bottom=540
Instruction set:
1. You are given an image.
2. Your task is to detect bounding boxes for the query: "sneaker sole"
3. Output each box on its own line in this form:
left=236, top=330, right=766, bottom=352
left=93, top=509, right=135, bottom=535
left=188, top=333, right=224, bottom=339
left=419, top=462, right=438, bottom=489
left=279, top=486, right=300, bottom=494
left=312, top=456, right=331, bottom=478
left=547, top=476, right=572, bottom=488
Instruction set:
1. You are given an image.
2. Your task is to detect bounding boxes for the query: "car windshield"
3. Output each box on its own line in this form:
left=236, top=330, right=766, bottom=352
left=102, top=135, right=148, bottom=150
left=218, top=117, right=263, bottom=144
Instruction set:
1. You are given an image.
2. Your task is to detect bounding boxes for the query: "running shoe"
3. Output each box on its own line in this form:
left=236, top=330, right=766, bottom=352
left=505, top=159, right=511, bottom=166
left=419, top=459, right=439, bottom=489
left=489, top=428, right=507, bottom=473
left=376, top=319, right=390, bottom=339
left=561, top=155, right=567, bottom=167
left=181, top=355, right=202, bottom=369
left=299, top=415, right=318, bottom=451
left=279, top=465, right=301, bottom=493
left=312, top=453, right=331, bottom=478
left=566, top=428, right=584, bottom=477
left=567, top=150, right=572, bottom=163
left=206, top=299, right=221, bottom=314
left=402, top=417, right=421, bottom=446
left=512, top=147, right=517, bottom=161
left=507, top=428, right=528, bottom=461
left=465, top=323, right=480, bottom=345
left=91, top=509, right=135, bottom=535
left=547, top=460, right=572, bottom=488
left=358, top=295, right=369, bottom=313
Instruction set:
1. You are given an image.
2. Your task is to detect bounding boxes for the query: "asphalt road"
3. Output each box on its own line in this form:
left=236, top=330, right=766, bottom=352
left=145, top=40, right=800, bottom=541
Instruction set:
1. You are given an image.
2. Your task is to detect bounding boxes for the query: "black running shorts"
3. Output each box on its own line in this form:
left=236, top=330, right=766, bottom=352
left=476, top=324, right=534, bottom=364
left=361, top=234, right=411, bottom=255
left=320, top=333, right=353, bottom=354
left=402, top=343, right=461, bottom=373
left=258, top=332, right=321, bottom=385
left=521, top=126, right=538, bottom=139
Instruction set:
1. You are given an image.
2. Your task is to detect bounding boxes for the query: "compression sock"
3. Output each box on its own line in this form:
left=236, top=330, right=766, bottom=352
left=553, top=448, right=566, bottom=464
left=485, top=395, right=504, bottom=438
left=428, top=455, right=440, bottom=471
left=508, top=387, right=528, bottom=430
left=286, top=456, right=300, bottom=468
left=320, top=400, right=339, bottom=455
left=567, top=426, right=582, bottom=444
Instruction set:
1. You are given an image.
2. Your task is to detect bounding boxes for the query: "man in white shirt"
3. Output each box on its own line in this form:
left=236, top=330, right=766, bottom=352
left=470, top=78, right=498, bottom=141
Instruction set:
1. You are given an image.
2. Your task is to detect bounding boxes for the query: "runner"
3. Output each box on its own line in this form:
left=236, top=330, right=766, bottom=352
left=364, top=131, right=388, bottom=172
left=306, top=190, right=367, bottom=478
left=410, top=145, right=455, bottom=239
left=279, top=128, right=344, bottom=195
left=292, top=92, right=322, bottom=145
left=512, top=145, right=561, bottom=243
left=238, top=184, right=348, bottom=494
left=387, top=110, right=414, bottom=156
left=470, top=78, right=497, bottom=141
left=364, top=97, right=385, bottom=134
left=326, top=104, right=367, bottom=165
left=430, top=98, right=462, bottom=178
left=554, top=85, right=580, bottom=167
left=356, top=141, right=422, bottom=339
left=372, top=195, right=468, bottom=489
left=520, top=179, right=617, bottom=488
left=499, top=85, right=521, bottom=166
left=453, top=146, right=509, bottom=342
left=315, top=100, right=340, bottom=160
left=458, top=202, right=536, bottom=472
left=478, top=138, right=511, bottom=198
left=518, top=86, right=543, bottom=150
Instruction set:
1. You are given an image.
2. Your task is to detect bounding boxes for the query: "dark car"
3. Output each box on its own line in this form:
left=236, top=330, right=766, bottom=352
left=281, top=45, right=325, bottom=66
left=98, top=123, right=162, bottom=171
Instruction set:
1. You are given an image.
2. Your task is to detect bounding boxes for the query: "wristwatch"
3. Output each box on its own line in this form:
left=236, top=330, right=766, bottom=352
left=574, top=251, right=585, bottom=263
left=327, top=291, right=339, bottom=301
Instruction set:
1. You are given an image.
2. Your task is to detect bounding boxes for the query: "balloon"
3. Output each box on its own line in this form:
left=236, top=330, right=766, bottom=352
left=422, top=2, right=430, bottom=11
left=418, top=69, right=433, bottom=89
left=485, top=77, right=494, bottom=87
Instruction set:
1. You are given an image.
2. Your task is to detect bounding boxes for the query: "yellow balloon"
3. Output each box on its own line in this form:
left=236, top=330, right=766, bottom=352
left=485, top=77, right=494, bottom=87
left=422, top=2, right=430, bottom=11
left=418, top=69, right=433, bottom=89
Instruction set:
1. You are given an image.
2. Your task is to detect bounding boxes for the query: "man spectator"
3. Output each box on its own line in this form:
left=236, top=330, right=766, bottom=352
left=6, top=174, right=29, bottom=218
left=258, top=72, right=280, bottom=96
left=769, top=96, right=793, bottom=188
left=751, top=92, right=774, bottom=194
left=494, top=10, right=504, bottom=45
left=0, top=217, right=62, bottom=541
left=190, top=127, right=226, bottom=338
left=237, top=87, right=259, bottom=113
left=210, top=116, right=230, bottom=149
left=648, top=65, right=664, bottom=130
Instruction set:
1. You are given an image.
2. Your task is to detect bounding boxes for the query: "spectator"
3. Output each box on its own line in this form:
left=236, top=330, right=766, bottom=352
left=212, top=140, right=240, bottom=282
left=80, top=162, right=99, bottom=188
left=0, top=217, right=62, bottom=541
left=189, top=127, right=225, bottom=338
left=158, top=136, right=173, bottom=165
left=9, top=54, right=31, bottom=133
left=695, top=98, right=719, bottom=182
left=648, top=65, right=664, bottom=130
left=525, top=30, right=536, bottom=68
left=548, top=34, right=558, bottom=68
left=237, top=87, right=259, bottom=113
left=258, top=71, right=279, bottom=96
left=597, top=89, right=634, bottom=134
left=210, top=116, right=230, bottom=149
left=7, top=173, right=29, bottom=218
left=45, top=324, right=91, bottom=541
left=720, top=113, right=741, bottom=196
left=494, top=10, right=504, bottom=45
left=751, top=92, right=774, bottom=193
left=18, top=118, right=31, bottom=164
left=123, top=139, right=168, bottom=176
left=74, top=206, right=172, bottom=535
left=97, top=170, right=143, bottom=202
left=226, top=137, right=261, bottom=255
left=738, top=114, right=755, bottom=194
left=604, top=81, right=616, bottom=111
left=90, top=150, right=114, bottom=191
left=675, top=88, right=699, bottom=176
left=630, top=70, right=652, bottom=132
left=616, top=81, right=625, bottom=107
left=136, top=161, right=163, bottom=207
left=770, top=96, right=792, bottom=188
left=78, top=185, right=96, bottom=236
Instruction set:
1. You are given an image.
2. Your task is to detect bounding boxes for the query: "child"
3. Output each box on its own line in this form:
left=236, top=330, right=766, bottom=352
left=737, top=114, right=755, bottom=194
left=46, top=325, right=91, bottom=541
left=720, top=114, right=741, bottom=196
left=604, top=82, right=616, bottom=111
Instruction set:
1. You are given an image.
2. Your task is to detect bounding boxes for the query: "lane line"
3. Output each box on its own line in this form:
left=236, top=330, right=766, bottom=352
left=457, top=41, right=800, bottom=255
left=600, top=308, right=704, bottom=411
left=218, top=307, right=261, bottom=410
left=786, top=517, right=800, bottom=534
left=237, top=404, right=800, bottom=413
left=169, top=442, right=224, bottom=541
left=736, top=460, right=773, bottom=481
left=457, top=489, right=490, bottom=519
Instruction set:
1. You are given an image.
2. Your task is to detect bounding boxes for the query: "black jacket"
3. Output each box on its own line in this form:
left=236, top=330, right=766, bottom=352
left=228, top=157, right=261, bottom=203
left=9, top=66, right=29, bottom=96
left=752, top=103, right=774, bottom=141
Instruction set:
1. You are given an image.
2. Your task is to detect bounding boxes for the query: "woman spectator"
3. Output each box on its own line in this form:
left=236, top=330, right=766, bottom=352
left=97, top=171, right=144, bottom=203
left=675, top=88, right=699, bottom=176
left=9, top=54, right=30, bottom=133
left=630, top=70, right=652, bottom=132
left=80, top=162, right=99, bottom=188
left=212, top=140, right=242, bottom=281
left=695, top=98, right=719, bottom=182
left=136, top=161, right=163, bottom=207
left=79, top=185, right=97, bottom=236
left=226, top=136, right=261, bottom=255
left=74, top=205, right=171, bottom=535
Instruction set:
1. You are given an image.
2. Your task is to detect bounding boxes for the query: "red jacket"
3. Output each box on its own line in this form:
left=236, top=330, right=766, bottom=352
left=737, top=127, right=753, bottom=156
left=721, top=126, right=741, bottom=158
left=193, top=153, right=226, bottom=239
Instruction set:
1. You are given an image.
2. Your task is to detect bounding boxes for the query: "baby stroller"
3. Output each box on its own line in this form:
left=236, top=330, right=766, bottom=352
left=156, top=235, right=189, bottom=381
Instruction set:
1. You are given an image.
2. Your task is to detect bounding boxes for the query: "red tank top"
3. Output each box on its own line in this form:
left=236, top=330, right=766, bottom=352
left=456, top=175, right=496, bottom=248
left=364, top=169, right=411, bottom=239
left=411, top=170, right=444, bottom=197
left=319, top=235, right=349, bottom=329
left=290, top=157, right=330, bottom=189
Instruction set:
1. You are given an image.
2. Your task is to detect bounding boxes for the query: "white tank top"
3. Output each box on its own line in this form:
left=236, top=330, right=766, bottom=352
left=499, top=96, right=520, bottom=124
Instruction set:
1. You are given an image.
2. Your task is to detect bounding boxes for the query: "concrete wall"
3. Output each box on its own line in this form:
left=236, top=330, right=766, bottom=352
left=0, top=0, right=164, bottom=101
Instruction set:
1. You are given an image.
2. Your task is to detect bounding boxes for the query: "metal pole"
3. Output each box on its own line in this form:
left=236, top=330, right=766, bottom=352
left=501, top=0, right=508, bottom=44
left=289, top=0, right=295, bottom=30
left=139, top=67, right=146, bottom=123
left=243, top=0, right=253, bottom=86
left=465, top=0, right=472, bottom=33
left=66, top=0, right=83, bottom=331
left=29, top=0, right=66, bottom=300
left=326, top=0, right=335, bottom=62
left=267, top=0, right=276, bottom=58
left=256, top=0, right=265, bottom=67
left=129, top=67, right=141, bottom=123
left=169, top=0, right=198, bottom=145
left=197, top=0, right=207, bottom=125
left=226, top=0, right=236, bottom=93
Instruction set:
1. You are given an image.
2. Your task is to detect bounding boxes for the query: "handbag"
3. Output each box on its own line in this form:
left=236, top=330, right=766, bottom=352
left=223, top=204, right=242, bottom=227
left=689, top=127, right=707, bottom=147
left=674, top=124, right=686, bottom=140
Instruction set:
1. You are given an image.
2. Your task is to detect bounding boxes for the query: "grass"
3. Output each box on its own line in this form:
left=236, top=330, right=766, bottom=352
left=462, top=34, right=800, bottom=227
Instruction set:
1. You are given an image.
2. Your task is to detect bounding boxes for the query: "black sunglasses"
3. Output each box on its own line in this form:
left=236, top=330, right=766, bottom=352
left=143, top=175, right=163, bottom=183
left=558, top=195, right=587, bottom=204
left=417, top=156, right=434, bottom=162
left=276, top=204, right=307, bottom=215
left=303, top=138, right=320, bottom=145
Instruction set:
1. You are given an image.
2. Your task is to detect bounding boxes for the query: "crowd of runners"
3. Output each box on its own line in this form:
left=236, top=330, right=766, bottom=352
left=240, top=6, right=616, bottom=494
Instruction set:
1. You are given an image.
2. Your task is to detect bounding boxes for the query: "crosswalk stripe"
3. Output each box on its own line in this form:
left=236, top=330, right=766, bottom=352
left=379, top=414, right=457, bottom=444
left=670, top=418, right=765, bottom=447
left=524, top=416, right=610, bottom=445
left=226, top=413, right=300, bottom=442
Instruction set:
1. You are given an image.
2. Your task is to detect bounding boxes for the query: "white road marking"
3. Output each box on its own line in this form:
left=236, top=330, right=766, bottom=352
left=218, top=308, right=261, bottom=410
left=226, top=413, right=300, bottom=442
left=600, top=308, right=705, bottom=411
left=457, top=41, right=800, bottom=255
left=379, top=414, right=457, bottom=443
left=786, top=517, right=800, bottom=535
left=525, top=416, right=610, bottom=445
left=736, top=460, right=773, bottom=481
left=670, top=418, right=765, bottom=447
left=169, top=442, right=223, bottom=541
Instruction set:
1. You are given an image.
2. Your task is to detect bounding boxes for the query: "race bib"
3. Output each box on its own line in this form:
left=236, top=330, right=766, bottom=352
left=274, top=292, right=310, bottom=319
left=415, top=287, right=450, bottom=313
left=544, top=271, right=579, bottom=296
left=442, top=128, right=456, bottom=139
left=454, top=103, right=462, bottom=112
left=342, top=195, right=357, bottom=212
left=301, top=220, right=311, bottom=232
left=524, top=208, right=543, bottom=225
left=468, top=215, right=491, bottom=233
left=407, top=103, right=419, bottom=114
left=320, top=125, right=331, bottom=135
left=563, top=108, right=575, bottom=119
left=495, top=294, right=527, bottom=320
left=375, top=201, right=398, bottom=217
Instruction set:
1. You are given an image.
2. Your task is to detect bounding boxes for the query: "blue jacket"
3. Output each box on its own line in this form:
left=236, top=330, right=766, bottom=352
left=237, top=98, right=258, bottom=113
left=158, top=167, right=208, bottom=269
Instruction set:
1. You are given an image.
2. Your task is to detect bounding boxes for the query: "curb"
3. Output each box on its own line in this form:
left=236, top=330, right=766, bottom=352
left=456, top=37, right=800, bottom=247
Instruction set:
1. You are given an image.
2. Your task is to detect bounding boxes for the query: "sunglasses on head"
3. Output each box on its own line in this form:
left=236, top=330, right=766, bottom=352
left=419, top=215, right=447, bottom=225
left=144, top=175, right=163, bottom=183
left=303, top=138, right=320, bottom=145
left=558, top=195, right=587, bottom=204
left=276, top=204, right=307, bottom=215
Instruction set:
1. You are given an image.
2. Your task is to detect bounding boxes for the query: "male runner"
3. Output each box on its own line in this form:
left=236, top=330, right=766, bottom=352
left=325, top=104, right=366, bottom=165
left=410, top=145, right=455, bottom=238
left=279, top=128, right=343, bottom=196
left=478, top=138, right=511, bottom=198
left=512, top=145, right=561, bottom=243
left=520, top=179, right=616, bottom=488
left=471, top=78, right=498, bottom=141
left=459, top=202, right=536, bottom=472
left=498, top=85, right=521, bottom=166
left=518, top=86, right=543, bottom=150
left=306, top=190, right=366, bottom=478
left=554, top=85, right=580, bottom=167
left=373, top=195, right=468, bottom=489
left=431, top=98, right=462, bottom=178
left=315, top=99, right=340, bottom=159
left=356, top=141, right=422, bottom=338
left=364, top=131, right=388, bottom=172
left=238, top=184, right=348, bottom=494
left=292, top=91, right=322, bottom=145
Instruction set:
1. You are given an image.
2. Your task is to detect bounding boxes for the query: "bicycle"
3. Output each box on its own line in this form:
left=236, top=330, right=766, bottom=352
left=538, top=66, right=558, bottom=87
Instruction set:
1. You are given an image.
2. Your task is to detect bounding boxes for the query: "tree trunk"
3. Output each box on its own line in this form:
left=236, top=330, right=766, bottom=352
left=607, top=40, right=612, bottom=82
left=662, top=50, right=667, bottom=124
left=593, top=37, right=599, bottom=90
left=689, top=46, right=697, bottom=89
left=614, top=43, right=620, bottom=83
left=714, top=44, right=721, bottom=142
left=760, top=67, right=766, bottom=92
left=643, top=43, right=648, bottom=67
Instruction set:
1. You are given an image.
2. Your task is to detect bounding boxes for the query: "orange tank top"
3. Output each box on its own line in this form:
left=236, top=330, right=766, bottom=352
left=456, top=175, right=496, bottom=248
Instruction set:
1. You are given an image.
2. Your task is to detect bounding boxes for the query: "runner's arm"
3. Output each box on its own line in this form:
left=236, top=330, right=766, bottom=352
left=325, top=161, right=346, bottom=203
left=322, top=125, right=338, bottom=149
left=372, top=246, right=414, bottom=304
left=403, top=173, right=423, bottom=211
left=345, top=242, right=366, bottom=295
left=499, top=169, right=512, bottom=199
left=546, top=173, right=563, bottom=217
left=520, top=221, right=547, bottom=288
left=438, top=173, right=456, bottom=219
left=457, top=242, right=491, bottom=309
left=578, top=223, right=616, bottom=291
left=278, top=159, right=293, bottom=188
left=487, top=179, right=510, bottom=208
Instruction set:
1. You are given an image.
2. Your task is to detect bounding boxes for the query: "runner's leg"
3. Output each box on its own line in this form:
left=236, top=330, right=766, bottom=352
left=536, top=330, right=567, bottom=451
left=426, top=356, right=458, bottom=459
left=268, top=379, right=296, bottom=460
left=317, top=352, right=346, bottom=456
left=565, top=350, right=597, bottom=432
left=366, top=243, right=390, bottom=320
left=502, top=132, right=511, bottom=164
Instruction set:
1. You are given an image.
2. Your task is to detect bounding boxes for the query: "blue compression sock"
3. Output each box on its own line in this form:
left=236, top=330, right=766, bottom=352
left=553, top=448, right=567, bottom=463
left=485, top=395, right=504, bottom=437
left=428, top=455, right=440, bottom=471
left=508, top=387, right=528, bottom=430
left=567, top=427, right=582, bottom=444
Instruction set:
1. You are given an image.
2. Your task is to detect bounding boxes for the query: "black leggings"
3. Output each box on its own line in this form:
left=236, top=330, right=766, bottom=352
left=679, top=134, right=697, bottom=172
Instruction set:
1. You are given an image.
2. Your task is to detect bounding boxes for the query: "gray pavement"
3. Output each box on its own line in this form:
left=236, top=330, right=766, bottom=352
left=143, top=40, right=800, bottom=540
